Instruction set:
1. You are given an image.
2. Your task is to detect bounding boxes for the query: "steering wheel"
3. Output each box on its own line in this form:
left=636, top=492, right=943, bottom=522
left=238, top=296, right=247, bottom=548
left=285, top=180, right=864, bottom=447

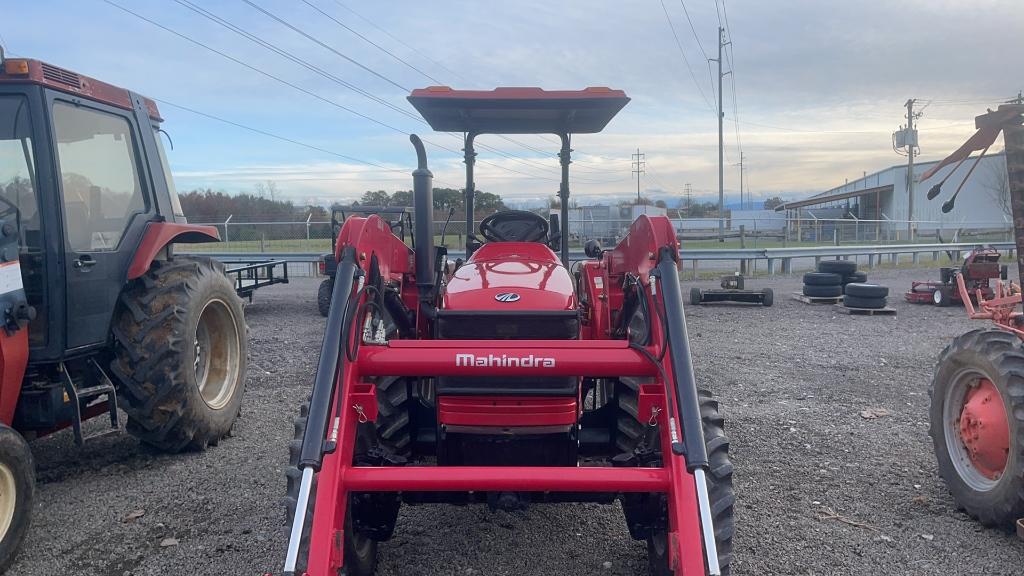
left=479, top=210, right=549, bottom=243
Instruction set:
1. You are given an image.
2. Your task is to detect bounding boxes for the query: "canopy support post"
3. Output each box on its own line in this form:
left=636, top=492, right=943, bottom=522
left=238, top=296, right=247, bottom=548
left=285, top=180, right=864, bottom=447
left=464, top=132, right=477, bottom=246
left=558, top=132, right=572, bottom=266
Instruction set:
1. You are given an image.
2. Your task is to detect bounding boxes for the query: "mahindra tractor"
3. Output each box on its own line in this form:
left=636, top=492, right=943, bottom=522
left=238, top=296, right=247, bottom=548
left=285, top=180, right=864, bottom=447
left=0, top=54, right=247, bottom=569
left=922, top=103, right=1024, bottom=533
left=284, top=87, right=734, bottom=576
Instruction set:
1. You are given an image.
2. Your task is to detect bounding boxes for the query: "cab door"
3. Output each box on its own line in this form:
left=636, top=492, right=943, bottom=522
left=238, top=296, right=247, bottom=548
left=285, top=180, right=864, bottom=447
left=49, top=97, right=152, bottom=351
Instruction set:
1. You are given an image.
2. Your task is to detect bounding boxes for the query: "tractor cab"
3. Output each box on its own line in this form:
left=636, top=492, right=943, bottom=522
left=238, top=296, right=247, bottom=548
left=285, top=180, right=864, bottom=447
left=0, top=55, right=206, bottom=360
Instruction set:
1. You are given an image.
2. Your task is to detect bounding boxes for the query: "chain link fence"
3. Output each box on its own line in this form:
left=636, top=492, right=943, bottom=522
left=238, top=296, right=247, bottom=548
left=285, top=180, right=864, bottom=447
left=183, top=215, right=1014, bottom=254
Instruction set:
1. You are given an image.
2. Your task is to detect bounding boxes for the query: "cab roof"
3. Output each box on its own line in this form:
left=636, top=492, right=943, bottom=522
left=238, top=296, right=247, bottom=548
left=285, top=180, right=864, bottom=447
left=0, top=58, right=161, bottom=121
left=407, top=86, right=629, bottom=134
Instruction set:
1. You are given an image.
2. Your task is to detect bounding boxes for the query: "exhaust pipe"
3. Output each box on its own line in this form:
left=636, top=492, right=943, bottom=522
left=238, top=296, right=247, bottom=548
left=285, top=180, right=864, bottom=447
left=410, top=135, right=434, bottom=300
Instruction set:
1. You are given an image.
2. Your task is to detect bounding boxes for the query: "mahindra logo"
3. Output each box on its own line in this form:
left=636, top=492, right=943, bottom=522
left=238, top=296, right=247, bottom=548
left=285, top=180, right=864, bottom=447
left=494, top=292, right=521, bottom=303
left=455, top=353, right=556, bottom=368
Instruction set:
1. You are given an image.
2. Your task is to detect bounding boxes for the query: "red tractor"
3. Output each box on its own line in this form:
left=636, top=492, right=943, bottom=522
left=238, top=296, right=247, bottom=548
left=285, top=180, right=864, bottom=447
left=923, top=103, right=1024, bottom=532
left=0, top=54, right=248, bottom=569
left=283, top=87, right=734, bottom=576
left=904, top=245, right=1007, bottom=307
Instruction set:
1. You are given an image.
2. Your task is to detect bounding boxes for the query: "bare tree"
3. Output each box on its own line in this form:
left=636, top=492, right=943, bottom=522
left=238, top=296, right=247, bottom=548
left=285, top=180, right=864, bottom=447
left=982, top=157, right=1011, bottom=219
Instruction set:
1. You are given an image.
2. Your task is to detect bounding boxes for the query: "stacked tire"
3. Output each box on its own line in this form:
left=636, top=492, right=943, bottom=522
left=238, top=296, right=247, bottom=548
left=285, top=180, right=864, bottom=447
left=802, top=259, right=869, bottom=298
left=843, top=283, right=889, bottom=309
left=802, top=272, right=843, bottom=298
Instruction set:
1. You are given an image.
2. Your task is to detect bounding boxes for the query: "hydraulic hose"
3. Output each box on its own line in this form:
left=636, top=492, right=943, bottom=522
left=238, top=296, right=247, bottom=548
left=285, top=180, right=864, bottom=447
left=654, top=246, right=708, bottom=469
left=297, top=246, right=358, bottom=470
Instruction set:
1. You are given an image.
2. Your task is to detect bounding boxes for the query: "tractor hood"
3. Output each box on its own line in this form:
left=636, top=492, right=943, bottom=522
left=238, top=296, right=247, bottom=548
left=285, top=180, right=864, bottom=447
left=443, top=242, right=576, bottom=311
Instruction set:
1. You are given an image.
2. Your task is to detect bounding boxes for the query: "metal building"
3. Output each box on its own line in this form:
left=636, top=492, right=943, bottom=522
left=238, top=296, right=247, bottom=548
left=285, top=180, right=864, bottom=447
left=777, top=152, right=1009, bottom=240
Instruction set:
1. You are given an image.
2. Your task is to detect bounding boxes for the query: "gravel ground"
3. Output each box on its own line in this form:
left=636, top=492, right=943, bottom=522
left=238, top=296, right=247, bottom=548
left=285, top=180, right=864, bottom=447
left=9, top=266, right=1024, bottom=576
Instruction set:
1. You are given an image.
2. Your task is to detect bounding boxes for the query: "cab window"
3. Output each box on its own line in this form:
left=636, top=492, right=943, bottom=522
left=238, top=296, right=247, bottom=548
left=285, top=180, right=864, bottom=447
left=52, top=101, right=146, bottom=252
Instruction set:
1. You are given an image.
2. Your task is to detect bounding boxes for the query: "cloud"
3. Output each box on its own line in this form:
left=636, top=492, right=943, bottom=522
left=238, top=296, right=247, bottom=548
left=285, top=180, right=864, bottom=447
left=9, top=0, right=1021, bottom=206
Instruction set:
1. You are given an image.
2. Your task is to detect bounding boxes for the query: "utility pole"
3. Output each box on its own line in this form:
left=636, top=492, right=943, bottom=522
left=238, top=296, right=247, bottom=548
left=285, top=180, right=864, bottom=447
left=905, top=99, right=920, bottom=241
left=684, top=183, right=692, bottom=216
left=631, top=148, right=645, bottom=207
left=711, top=27, right=730, bottom=241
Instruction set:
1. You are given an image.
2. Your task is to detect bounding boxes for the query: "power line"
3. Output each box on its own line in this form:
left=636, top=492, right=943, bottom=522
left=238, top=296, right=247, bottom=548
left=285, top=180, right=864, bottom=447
left=331, top=0, right=474, bottom=85
left=676, top=0, right=717, bottom=101
left=240, top=0, right=408, bottom=92
left=241, top=0, right=594, bottom=179
left=105, top=0, right=566, bottom=183
left=157, top=99, right=400, bottom=172
left=658, top=0, right=715, bottom=113
left=172, top=0, right=422, bottom=124
left=323, top=1, right=608, bottom=168
left=103, top=0, right=409, bottom=134
left=299, top=0, right=443, bottom=85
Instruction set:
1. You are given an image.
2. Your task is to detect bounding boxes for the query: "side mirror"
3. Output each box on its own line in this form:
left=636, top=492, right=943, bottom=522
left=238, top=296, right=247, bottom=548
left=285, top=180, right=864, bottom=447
left=547, top=214, right=562, bottom=248
left=584, top=239, right=603, bottom=259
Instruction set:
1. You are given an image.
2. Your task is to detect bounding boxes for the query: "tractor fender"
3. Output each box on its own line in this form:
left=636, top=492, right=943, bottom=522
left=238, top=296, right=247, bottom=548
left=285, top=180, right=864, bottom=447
left=126, top=221, right=221, bottom=280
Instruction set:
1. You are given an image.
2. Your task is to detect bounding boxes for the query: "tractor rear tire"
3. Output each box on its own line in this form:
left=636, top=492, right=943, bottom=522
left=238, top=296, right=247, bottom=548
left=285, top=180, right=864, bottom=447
left=285, top=405, right=377, bottom=576
left=930, top=329, right=1024, bottom=528
left=112, top=256, right=247, bottom=452
left=317, top=277, right=333, bottom=317
left=647, top=389, right=734, bottom=576
left=0, top=425, right=33, bottom=574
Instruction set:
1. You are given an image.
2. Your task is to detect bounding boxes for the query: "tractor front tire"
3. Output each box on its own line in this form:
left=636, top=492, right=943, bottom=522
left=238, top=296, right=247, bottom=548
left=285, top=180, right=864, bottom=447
left=112, top=256, right=247, bottom=452
left=930, top=329, right=1024, bottom=528
left=0, top=425, right=33, bottom=574
left=285, top=405, right=377, bottom=576
left=317, top=277, right=334, bottom=317
left=642, top=389, right=735, bottom=576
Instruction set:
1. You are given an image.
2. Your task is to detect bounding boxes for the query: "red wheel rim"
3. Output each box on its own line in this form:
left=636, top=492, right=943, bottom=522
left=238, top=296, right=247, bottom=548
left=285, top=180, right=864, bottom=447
left=957, top=378, right=1010, bottom=480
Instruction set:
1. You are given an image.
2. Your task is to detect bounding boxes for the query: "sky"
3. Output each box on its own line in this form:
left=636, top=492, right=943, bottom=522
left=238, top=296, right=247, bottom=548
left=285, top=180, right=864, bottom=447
left=5, top=0, right=1022, bottom=209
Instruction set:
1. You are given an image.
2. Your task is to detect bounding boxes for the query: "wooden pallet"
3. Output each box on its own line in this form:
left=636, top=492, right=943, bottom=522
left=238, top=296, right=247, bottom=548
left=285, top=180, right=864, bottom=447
left=791, top=292, right=843, bottom=305
left=834, top=304, right=897, bottom=316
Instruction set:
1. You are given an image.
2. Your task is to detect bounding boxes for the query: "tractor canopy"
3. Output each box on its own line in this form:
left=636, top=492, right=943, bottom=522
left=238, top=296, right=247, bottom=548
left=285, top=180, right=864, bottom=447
left=407, top=86, right=630, bottom=265
left=407, top=86, right=629, bottom=134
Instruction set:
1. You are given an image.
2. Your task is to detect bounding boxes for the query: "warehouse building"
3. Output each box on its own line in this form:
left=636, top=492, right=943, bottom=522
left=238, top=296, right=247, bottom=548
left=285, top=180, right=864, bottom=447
left=776, top=152, right=1009, bottom=241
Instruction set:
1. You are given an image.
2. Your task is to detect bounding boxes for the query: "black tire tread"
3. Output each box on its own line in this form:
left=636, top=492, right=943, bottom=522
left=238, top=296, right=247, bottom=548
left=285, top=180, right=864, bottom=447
left=843, top=295, right=886, bottom=309
left=111, top=256, right=247, bottom=452
left=645, top=389, right=734, bottom=575
left=317, top=278, right=333, bottom=317
left=802, top=284, right=842, bottom=298
left=817, top=259, right=857, bottom=275
left=929, top=329, right=1024, bottom=528
left=0, top=425, right=33, bottom=573
left=844, top=283, right=888, bottom=298
left=802, top=272, right=842, bottom=286
left=285, top=405, right=377, bottom=575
